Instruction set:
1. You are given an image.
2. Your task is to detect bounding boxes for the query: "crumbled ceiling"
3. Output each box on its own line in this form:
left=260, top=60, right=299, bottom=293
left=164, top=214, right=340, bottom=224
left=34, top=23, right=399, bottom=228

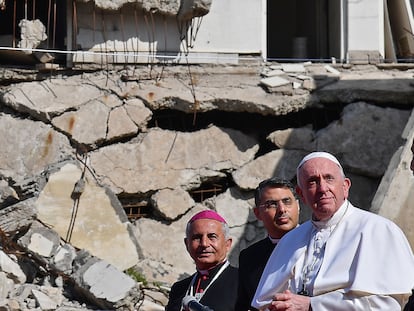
left=77, top=0, right=212, bottom=20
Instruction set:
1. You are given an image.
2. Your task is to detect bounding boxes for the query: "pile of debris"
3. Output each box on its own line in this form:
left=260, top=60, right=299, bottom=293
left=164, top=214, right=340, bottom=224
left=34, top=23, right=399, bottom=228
left=0, top=200, right=167, bottom=311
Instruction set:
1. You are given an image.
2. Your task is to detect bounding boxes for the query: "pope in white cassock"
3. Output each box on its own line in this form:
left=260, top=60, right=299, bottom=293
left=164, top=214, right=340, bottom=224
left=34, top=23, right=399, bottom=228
left=252, top=151, right=414, bottom=311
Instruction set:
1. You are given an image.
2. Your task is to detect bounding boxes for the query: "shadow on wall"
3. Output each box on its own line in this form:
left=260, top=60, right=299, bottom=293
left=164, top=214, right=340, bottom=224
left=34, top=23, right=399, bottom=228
left=0, top=1, right=194, bottom=65
left=74, top=2, right=186, bottom=62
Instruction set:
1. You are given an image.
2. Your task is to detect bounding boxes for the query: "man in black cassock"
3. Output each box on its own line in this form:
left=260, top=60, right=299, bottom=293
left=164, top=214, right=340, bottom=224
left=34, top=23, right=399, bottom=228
left=236, top=178, right=300, bottom=311
left=166, top=210, right=238, bottom=311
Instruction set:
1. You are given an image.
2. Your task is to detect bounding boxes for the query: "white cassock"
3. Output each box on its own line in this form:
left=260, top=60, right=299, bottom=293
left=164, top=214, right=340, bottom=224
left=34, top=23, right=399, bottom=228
left=252, top=201, right=414, bottom=311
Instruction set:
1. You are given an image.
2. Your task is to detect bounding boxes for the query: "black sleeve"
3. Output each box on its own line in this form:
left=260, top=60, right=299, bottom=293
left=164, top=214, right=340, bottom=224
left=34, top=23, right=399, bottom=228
left=166, top=280, right=187, bottom=311
left=235, top=251, right=252, bottom=311
left=403, top=290, right=414, bottom=311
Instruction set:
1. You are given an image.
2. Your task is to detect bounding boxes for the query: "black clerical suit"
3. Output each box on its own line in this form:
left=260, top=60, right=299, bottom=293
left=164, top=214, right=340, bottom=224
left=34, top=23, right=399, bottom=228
left=235, top=237, right=276, bottom=311
left=166, top=262, right=238, bottom=311
left=404, top=290, right=414, bottom=311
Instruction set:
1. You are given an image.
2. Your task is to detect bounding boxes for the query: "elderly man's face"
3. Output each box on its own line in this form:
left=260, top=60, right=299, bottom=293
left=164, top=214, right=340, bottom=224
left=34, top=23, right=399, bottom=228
left=185, top=219, right=232, bottom=270
left=296, top=158, right=351, bottom=221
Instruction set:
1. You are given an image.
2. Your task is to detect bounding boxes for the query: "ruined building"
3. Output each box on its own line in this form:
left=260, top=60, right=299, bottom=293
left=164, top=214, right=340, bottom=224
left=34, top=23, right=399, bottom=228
left=0, top=0, right=414, bottom=310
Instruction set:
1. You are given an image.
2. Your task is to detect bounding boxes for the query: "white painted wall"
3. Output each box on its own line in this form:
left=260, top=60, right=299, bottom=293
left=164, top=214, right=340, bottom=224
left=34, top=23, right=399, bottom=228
left=190, top=0, right=263, bottom=53
left=73, top=0, right=263, bottom=63
left=347, top=0, right=384, bottom=56
left=72, top=0, right=405, bottom=63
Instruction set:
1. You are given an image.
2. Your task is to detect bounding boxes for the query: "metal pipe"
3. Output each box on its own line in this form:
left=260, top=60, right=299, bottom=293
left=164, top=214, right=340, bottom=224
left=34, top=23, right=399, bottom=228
left=47, top=0, right=51, bottom=47
left=13, top=0, right=16, bottom=48
left=53, top=0, right=56, bottom=48
left=73, top=0, right=78, bottom=49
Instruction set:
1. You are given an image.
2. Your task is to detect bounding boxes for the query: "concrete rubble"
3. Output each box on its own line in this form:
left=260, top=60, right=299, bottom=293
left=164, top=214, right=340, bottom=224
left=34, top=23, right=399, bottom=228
left=35, top=162, right=141, bottom=271
left=0, top=217, right=143, bottom=310
left=79, top=0, right=212, bottom=21
left=0, top=61, right=413, bottom=309
left=18, top=19, right=47, bottom=52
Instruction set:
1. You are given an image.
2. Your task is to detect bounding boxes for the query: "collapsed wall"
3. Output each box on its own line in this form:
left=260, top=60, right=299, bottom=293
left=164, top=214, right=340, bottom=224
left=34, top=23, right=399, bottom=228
left=0, top=62, right=413, bottom=308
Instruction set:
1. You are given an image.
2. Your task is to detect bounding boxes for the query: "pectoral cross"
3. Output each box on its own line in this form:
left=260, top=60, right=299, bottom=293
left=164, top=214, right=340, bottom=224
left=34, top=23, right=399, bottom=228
left=298, top=284, right=309, bottom=296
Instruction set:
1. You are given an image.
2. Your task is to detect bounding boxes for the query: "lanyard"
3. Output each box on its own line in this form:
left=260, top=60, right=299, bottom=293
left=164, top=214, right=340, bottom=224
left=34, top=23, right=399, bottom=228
left=186, top=261, right=230, bottom=301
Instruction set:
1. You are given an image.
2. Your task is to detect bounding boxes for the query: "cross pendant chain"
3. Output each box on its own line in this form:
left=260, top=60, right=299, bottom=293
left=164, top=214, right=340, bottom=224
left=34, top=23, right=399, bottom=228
left=298, top=284, right=309, bottom=296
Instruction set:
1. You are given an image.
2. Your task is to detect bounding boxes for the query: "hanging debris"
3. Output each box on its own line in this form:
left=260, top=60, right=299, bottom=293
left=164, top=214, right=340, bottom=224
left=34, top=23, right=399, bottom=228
left=177, top=0, right=212, bottom=22
left=18, top=19, right=47, bottom=52
left=78, top=0, right=212, bottom=19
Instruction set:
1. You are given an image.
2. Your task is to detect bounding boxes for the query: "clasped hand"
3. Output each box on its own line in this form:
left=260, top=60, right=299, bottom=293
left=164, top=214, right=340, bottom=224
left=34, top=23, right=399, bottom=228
left=268, top=290, right=311, bottom=311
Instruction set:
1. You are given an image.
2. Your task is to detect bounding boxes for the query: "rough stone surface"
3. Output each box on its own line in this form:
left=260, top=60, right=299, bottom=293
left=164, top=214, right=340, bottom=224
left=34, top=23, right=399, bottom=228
left=0, top=198, right=36, bottom=234
left=35, top=163, right=140, bottom=271
left=371, top=110, right=414, bottom=250
left=232, top=149, right=308, bottom=190
left=134, top=209, right=201, bottom=283
left=316, top=70, right=414, bottom=105
left=0, top=62, right=414, bottom=310
left=0, top=180, right=19, bottom=207
left=80, top=260, right=136, bottom=302
left=18, top=19, right=47, bottom=51
left=52, top=100, right=111, bottom=146
left=20, top=227, right=60, bottom=258
left=151, top=188, right=195, bottom=220
left=178, top=0, right=212, bottom=21
left=267, top=126, right=316, bottom=151
left=0, top=78, right=103, bottom=122
left=315, top=102, right=410, bottom=177
left=80, top=0, right=212, bottom=20
left=0, top=114, right=74, bottom=183
left=0, top=251, right=26, bottom=284
left=32, top=289, right=59, bottom=310
left=89, top=126, right=259, bottom=194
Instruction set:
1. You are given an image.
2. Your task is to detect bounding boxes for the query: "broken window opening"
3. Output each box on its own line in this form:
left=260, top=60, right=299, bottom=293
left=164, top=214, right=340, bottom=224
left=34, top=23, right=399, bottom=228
left=189, top=178, right=235, bottom=203
left=123, top=203, right=149, bottom=221
left=0, top=0, right=66, bottom=65
left=119, top=196, right=150, bottom=221
left=148, top=106, right=345, bottom=158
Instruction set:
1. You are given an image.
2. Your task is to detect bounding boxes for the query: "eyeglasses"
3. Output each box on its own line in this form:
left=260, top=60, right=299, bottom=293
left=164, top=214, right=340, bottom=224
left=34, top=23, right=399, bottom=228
left=258, top=198, right=294, bottom=210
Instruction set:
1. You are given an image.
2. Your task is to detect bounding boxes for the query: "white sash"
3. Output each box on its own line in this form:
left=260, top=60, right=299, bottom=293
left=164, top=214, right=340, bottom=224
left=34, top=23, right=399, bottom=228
left=183, top=261, right=230, bottom=309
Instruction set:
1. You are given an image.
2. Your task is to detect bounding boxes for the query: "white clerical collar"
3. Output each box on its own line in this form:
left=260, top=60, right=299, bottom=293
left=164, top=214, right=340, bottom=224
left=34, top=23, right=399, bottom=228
left=268, top=236, right=281, bottom=244
left=312, top=200, right=349, bottom=230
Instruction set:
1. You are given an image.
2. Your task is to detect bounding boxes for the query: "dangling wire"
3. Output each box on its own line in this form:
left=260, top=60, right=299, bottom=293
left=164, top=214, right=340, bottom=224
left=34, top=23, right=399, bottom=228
left=177, top=16, right=204, bottom=56
left=101, top=9, right=110, bottom=84
left=72, top=0, right=78, bottom=50
left=133, top=4, right=140, bottom=77
left=155, top=14, right=168, bottom=81
left=186, top=56, right=199, bottom=126
left=47, top=0, right=51, bottom=47
left=149, top=10, right=156, bottom=63
left=66, top=152, right=88, bottom=243
left=176, top=15, right=204, bottom=126
left=189, top=16, right=203, bottom=49
left=12, top=0, right=16, bottom=47
left=92, top=3, right=95, bottom=43
left=143, top=10, right=156, bottom=78
left=120, top=7, right=128, bottom=69
left=52, top=0, right=56, bottom=48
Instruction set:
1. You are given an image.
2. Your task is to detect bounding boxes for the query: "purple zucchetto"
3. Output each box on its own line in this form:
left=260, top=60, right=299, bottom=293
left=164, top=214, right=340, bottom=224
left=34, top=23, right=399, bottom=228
left=188, top=210, right=227, bottom=224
